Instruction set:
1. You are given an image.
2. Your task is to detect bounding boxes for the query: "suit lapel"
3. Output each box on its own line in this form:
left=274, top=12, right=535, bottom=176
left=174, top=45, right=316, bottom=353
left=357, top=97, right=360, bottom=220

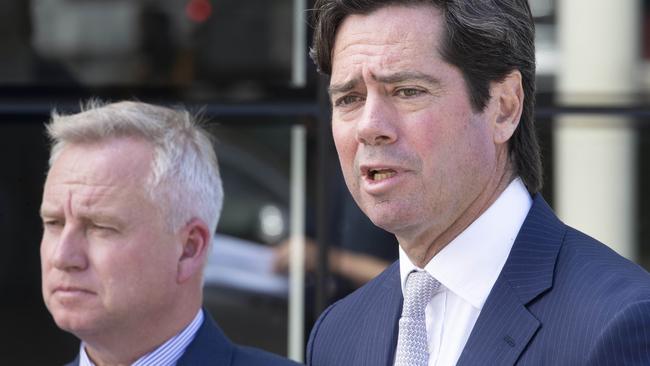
left=457, top=194, right=565, bottom=366
left=353, top=262, right=403, bottom=366
left=455, top=278, right=541, bottom=365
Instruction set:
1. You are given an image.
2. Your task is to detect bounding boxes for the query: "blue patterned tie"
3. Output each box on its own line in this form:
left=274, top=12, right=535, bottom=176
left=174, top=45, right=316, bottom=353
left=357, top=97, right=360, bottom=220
left=394, top=270, right=440, bottom=366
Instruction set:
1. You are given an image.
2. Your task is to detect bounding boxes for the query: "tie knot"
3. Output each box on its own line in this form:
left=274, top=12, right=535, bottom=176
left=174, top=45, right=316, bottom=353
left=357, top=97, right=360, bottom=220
left=402, top=270, right=439, bottom=317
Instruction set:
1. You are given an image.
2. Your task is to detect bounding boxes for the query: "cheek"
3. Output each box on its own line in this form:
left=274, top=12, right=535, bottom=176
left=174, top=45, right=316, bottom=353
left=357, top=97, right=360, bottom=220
left=464, top=117, right=496, bottom=163
left=40, top=237, right=57, bottom=279
left=444, top=122, right=496, bottom=186
left=126, top=238, right=179, bottom=288
left=40, top=240, right=49, bottom=270
left=40, top=242, right=50, bottom=300
left=333, top=123, right=358, bottom=173
left=98, top=255, right=158, bottom=310
left=93, top=243, right=148, bottom=290
left=332, top=122, right=353, bottom=156
left=412, top=114, right=482, bottom=175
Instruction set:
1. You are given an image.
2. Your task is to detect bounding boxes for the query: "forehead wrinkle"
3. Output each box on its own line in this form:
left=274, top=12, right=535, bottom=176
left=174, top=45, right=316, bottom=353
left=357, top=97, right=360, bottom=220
left=334, top=14, right=421, bottom=56
left=332, top=33, right=433, bottom=93
left=334, top=38, right=407, bottom=70
left=49, top=179, right=131, bottom=220
left=332, top=5, right=444, bottom=71
left=68, top=185, right=103, bottom=219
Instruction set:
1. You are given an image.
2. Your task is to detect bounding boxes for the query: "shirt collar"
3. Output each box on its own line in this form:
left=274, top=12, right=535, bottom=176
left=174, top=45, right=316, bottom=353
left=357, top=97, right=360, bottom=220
left=80, top=308, right=204, bottom=366
left=399, top=178, right=532, bottom=309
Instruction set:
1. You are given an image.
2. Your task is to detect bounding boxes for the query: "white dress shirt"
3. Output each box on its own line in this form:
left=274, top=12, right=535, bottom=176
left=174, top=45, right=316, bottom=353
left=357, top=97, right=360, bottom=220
left=396, top=178, right=532, bottom=366
left=79, top=309, right=204, bottom=366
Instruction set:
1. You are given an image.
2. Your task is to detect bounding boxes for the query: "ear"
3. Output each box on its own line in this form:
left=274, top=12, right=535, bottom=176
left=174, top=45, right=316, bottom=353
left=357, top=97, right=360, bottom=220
left=176, top=218, right=212, bottom=284
left=491, top=70, right=524, bottom=145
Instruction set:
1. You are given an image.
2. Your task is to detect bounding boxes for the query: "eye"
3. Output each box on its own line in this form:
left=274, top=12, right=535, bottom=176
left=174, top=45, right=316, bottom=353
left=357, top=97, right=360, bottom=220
left=395, top=88, right=425, bottom=98
left=334, top=94, right=364, bottom=107
left=43, top=219, right=64, bottom=229
left=88, top=222, right=118, bottom=234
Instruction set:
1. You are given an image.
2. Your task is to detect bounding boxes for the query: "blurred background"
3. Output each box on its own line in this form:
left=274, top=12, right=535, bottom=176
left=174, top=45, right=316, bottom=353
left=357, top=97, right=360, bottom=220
left=2, top=0, right=650, bottom=364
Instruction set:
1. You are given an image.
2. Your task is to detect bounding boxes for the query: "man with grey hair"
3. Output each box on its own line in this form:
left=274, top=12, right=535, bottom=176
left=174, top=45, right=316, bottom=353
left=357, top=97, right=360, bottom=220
left=306, top=0, right=650, bottom=365
left=40, top=100, right=299, bottom=366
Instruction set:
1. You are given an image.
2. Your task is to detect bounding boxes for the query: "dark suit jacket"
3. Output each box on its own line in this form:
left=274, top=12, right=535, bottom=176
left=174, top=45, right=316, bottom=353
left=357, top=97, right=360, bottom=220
left=66, top=311, right=300, bottom=366
left=307, top=194, right=650, bottom=365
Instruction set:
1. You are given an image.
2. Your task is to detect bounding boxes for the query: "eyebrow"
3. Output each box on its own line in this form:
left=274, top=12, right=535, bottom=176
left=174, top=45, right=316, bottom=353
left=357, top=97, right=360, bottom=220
left=328, top=77, right=361, bottom=96
left=39, top=205, right=60, bottom=219
left=328, top=71, right=442, bottom=96
left=375, top=71, right=441, bottom=86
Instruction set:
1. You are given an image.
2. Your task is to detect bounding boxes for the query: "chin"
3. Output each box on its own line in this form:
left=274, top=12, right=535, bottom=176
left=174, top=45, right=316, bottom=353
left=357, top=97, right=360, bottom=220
left=368, top=203, right=423, bottom=237
left=52, top=310, right=84, bottom=331
left=50, top=306, right=100, bottom=336
left=366, top=210, right=402, bottom=234
left=54, top=317, right=84, bottom=336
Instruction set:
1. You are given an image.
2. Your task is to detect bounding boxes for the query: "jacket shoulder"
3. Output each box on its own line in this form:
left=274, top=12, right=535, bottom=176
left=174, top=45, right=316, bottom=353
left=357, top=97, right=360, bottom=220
left=559, top=226, right=650, bottom=295
left=518, top=221, right=650, bottom=363
left=232, top=346, right=301, bottom=366
left=329, top=260, right=399, bottom=311
left=307, top=261, right=401, bottom=365
left=312, top=260, right=399, bottom=328
left=179, top=311, right=300, bottom=365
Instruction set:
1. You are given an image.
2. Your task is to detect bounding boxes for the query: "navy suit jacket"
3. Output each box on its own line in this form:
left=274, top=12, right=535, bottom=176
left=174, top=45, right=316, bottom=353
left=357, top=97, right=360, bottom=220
left=307, top=194, right=650, bottom=365
left=66, top=311, right=300, bottom=366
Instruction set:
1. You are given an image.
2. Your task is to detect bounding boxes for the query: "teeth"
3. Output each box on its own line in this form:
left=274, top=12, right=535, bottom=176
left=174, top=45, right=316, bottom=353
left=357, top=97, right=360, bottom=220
left=372, top=170, right=396, bottom=181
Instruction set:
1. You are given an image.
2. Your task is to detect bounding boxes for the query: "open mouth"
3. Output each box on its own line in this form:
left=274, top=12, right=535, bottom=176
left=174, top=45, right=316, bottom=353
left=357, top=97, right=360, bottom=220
left=369, top=168, right=397, bottom=182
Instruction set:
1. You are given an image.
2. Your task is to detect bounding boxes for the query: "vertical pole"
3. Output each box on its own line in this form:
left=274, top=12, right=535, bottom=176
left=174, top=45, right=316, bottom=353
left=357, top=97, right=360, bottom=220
left=289, top=0, right=307, bottom=357
left=315, top=74, right=332, bottom=318
left=288, top=125, right=306, bottom=362
left=291, top=0, right=307, bottom=88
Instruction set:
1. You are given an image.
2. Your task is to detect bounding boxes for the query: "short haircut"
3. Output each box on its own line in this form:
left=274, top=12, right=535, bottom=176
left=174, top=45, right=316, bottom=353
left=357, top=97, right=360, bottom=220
left=310, top=0, right=543, bottom=193
left=46, top=100, right=223, bottom=235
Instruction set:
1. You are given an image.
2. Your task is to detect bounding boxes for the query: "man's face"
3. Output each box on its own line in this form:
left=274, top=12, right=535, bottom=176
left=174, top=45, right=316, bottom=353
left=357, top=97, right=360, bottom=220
left=40, top=137, right=182, bottom=341
left=330, top=5, right=508, bottom=247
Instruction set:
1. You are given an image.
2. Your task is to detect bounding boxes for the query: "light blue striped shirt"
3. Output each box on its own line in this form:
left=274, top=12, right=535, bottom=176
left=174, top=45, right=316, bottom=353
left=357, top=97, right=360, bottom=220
left=79, top=309, right=204, bottom=366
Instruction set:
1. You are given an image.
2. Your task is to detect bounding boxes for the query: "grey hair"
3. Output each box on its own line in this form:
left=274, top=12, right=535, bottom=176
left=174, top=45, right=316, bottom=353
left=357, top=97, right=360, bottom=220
left=46, top=100, right=223, bottom=235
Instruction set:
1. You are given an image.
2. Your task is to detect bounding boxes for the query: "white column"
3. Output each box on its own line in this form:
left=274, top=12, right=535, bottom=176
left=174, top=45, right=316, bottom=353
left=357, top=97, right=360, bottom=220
left=555, top=0, right=640, bottom=259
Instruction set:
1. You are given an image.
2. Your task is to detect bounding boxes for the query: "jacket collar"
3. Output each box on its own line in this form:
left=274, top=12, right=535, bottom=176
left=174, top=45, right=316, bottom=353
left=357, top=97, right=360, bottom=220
left=176, top=309, right=235, bottom=366
left=456, top=194, right=565, bottom=365
left=66, top=310, right=227, bottom=366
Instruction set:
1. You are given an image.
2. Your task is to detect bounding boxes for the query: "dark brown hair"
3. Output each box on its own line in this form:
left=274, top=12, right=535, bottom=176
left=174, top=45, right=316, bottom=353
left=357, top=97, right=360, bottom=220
left=310, top=0, right=542, bottom=193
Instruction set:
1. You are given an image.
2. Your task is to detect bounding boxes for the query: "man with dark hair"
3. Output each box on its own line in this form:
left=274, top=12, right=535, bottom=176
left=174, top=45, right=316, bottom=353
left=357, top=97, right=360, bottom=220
left=306, top=1, right=650, bottom=365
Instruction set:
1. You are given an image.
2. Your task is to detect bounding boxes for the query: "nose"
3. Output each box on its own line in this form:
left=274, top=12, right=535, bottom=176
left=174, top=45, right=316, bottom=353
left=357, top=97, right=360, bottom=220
left=356, top=94, right=398, bottom=146
left=47, top=224, right=88, bottom=272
